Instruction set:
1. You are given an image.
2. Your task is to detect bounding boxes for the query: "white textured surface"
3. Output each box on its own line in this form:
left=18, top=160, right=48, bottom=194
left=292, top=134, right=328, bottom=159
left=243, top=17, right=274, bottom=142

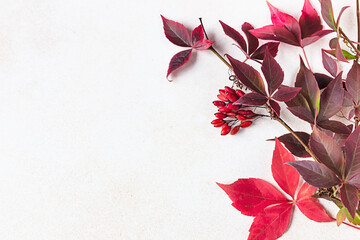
left=0, top=0, right=357, bottom=239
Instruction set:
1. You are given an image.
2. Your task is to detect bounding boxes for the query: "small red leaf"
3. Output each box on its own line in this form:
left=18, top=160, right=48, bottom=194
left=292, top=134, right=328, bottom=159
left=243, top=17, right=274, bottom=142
left=161, top=15, right=191, bottom=47
left=250, top=25, right=300, bottom=46
left=250, top=42, right=280, bottom=60
left=219, top=20, right=247, bottom=52
left=248, top=203, right=293, bottom=240
left=191, top=25, right=205, bottom=46
left=299, top=0, right=323, bottom=38
left=242, top=22, right=259, bottom=55
left=272, top=139, right=299, bottom=198
left=217, top=178, right=289, bottom=217
left=269, top=99, right=281, bottom=117
left=235, top=93, right=268, bottom=106
left=261, top=48, right=284, bottom=95
left=296, top=182, right=334, bottom=222
left=322, top=49, right=337, bottom=77
left=193, top=40, right=214, bottom=50
left=272, top=86, right=301, bottom=102
left=166, top=49, right=192, bottom=79
left=340, top=183, right=359, bottom=218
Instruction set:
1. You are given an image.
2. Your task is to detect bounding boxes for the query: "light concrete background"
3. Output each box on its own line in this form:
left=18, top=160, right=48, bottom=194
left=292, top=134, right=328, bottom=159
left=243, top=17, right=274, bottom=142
left=0, top=0, right=357, bottom=239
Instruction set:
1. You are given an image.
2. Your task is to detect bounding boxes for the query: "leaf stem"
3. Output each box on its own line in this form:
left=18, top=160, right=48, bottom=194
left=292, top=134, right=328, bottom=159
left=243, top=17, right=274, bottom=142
left=301, top=47, right=312, bottom=71
left=339, top=28, right=360, bottom=56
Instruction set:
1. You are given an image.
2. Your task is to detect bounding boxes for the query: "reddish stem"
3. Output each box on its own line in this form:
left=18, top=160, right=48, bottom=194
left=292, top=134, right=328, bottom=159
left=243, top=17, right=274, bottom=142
left=331, top=218, right=360, bottom=230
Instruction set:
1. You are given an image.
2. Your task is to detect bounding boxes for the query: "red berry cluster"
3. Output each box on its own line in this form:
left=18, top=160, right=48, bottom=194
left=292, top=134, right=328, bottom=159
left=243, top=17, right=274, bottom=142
left=211, top=86, right=257, bottom=135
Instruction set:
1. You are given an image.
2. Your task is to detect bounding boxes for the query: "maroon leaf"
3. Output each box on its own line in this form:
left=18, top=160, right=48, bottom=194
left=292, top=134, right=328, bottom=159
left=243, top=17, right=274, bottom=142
left=269, top=99, right=281, bottom=116
left=340, top=183, right=359, bottom=218
left=322, top=49, right=337, bottom=77
left=191, top=25, right=204, bottom=46
left=166, top=49, right=192, bottom=79
left=250, top=25, right=300, bottom=46
left=217, top=178, right=289, bottom=217
left=309, top=127, right=344, bottom=176
left=250, top=42, right=280, bottom=60
left=286, top=160, right=341, bottom=188
left=261, top=48, right=284, bottom=95
left=277, top=132, right=311, bottom=158
left=267, top=1, right=301, bottom=42
left=318, top=119, right=352, bottom=135
left=344, top=126, right=360, bottom=178
left=296, top=182, right=334, bottom=222
left=272, top=139, right=299, bottom=198
left=347, top=174, right=360, bottom=189
left=287, top=106, right=314, bottom=123
left=272, top=86, right=301, bottom=102
left=344, top=91, right=355, bottom=108
left=314, top=73, right=333, bottom=89
left=299, top=0, right=323, bottom=38
left=193, top=39, right=214, bottom=50
left=301, top=30, right=333, bottom=47
left=345, top=62, right=360, bottom=105
left=318, top=73, right=344, bottom=121
left=329, top=38, right=349, bottom=63
left=320, top=0, right=336, bottom=30
left=219, top=20, right=247, bottom=52
left=248, top=203, right=293, bottom=240
left=226, top=55, right=266, bottom=95
left=161, top=15, right=191, bottom=47
left=242, top=22, right=259, bottom=55
left=295, top=58, right=320, bottom=117
left=236, top=93, right=268, bottom=106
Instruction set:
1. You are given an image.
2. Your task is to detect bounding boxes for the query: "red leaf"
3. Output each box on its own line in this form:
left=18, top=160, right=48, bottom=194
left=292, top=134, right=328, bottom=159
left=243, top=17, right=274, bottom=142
left=301, top=30, right=333, bottom=47
left=314, top=73, right=333, bottom=89
left=193, top=40, right=214, bottom=50
left=345, top=62, right=360, bottom=105
left=267, top=1, right=301, bottom=42
left=340, top=183, right=359, bottom=218
left=272, top=86, right=301, bottom=102
left=191, top=25, right=204, bottom=46
left=161, top=15, right=191, bottom=47
left=242, top=22, right=259, bottom=55
left=287, top=106, right=314, bottom=123
left=250, top=25, right=300, bottom=46
left=217, top=178, right=289, bottom=217
left=250, top=42, right=280, bottom=60
left=248, top=203, right=293, bottom=240
left=269, top=99, right=281, bottom=117
left=322, top=49, right=337, bottom=77
left=344, top=125, right=360, bottom=178
left=320, top=0, right=336, bottom=30
left=261, top=48, right=284, bottom=95
left=348, top=174, right=360, bottom=189
left=272, top=139, right=299, bottom=198
left=299, top=0, right=323, bottom=38
left=166, top=49, right=192, bottom=79
left=277, top=132, right=311, bottom=158
left=317, top=119, right=352, bottom=135
left=226, top=55, right=266, bottom=95
left=296, top=182, right=334, bottom=222
left=236, top=93, right=268, bottom=106
left=329, top=38, right=349, bottom=63
left=219, top=20, right=247, bottom=52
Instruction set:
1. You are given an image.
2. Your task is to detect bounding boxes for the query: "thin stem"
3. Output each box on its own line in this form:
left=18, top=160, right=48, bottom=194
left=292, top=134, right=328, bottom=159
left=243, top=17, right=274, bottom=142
left=357, top=0, right=360, bottom=61
left=339, top=28, right=360, bottom=56
left=301, top=47, right=312, bottom=71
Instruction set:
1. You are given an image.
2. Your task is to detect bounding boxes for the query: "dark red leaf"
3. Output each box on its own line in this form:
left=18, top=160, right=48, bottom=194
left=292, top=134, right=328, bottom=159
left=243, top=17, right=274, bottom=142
left=272, top=139, right=299, bottom=198
left=242, top=22, right=259, bottom=55
left=161, top=15, right=191, bottom=47
left=286, top=160, right=341, bottom=188
left=314, top=73, right=333, bottom=89
left=345, top=62, right=360, bottom=105
left=340, top=183, right=359, bottom=218
left=299, top=0, right=323, bottom=38
left=191, top=25, right=204, bottom=46
left=219, top=20, right=247, bottom=52
left=320, top=0, right=336, bottom=30
left=261, top=48, right=284, bottom=95
left=217, top=178, right=289, bottom=217
left=250, top=42, right=280, bottom=60
left=277, top=132, right=311, bottom=158
left=287, top=106, right=314, bottom=123
left=344, top=91, right=355, bottom=108
left=347, top=174, right=360, bottom=189
left=322, top=49, right=337, bottom=77
left=344, top=126, right=360, bottom=178
left=317, top=119, right=352, bottom=135
left=296, top=182, right=334, bottom=222
left=269, top=99, right=281, bottom=117
left=248, top=203, right=293, bottom=240
left=226, top=55, right=266, bottom=95
left=193, top=40, right=214, bottom=50
left=235, top=93, right=268, bottom=106
left=309, top=127, right=344, bottom=176
left=318, top=73, right=344, bottom=121
left=166, top=49, right=192, bottom=79
left=267, top=1, right=301, bottom=42
left=295, top=58, right=320, bottom=117
left=272, top=86, right=301, bottom=102
left=250, top=25, right=300, bottom=46
left=301, top=30, right=333, bottom=47
left=329, top=38, right=349, bottom=63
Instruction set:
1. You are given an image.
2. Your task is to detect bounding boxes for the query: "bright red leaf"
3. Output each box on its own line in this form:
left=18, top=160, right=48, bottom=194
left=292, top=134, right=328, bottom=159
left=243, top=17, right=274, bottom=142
left=299, top=0, right=322, bottom=38
left=161, top=15, right=191, bottom=47
left=193, top=39, right=214, bottom=50
left=219, top=20, right=247, bottom=53
left=191, top=25, right=204, bottom=46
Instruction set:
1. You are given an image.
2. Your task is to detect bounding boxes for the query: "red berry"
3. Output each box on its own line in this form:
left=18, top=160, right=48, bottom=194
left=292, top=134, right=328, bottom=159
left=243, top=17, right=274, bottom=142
left=227, top=112, right=236, bottom=117
left=226, top=93, right=239, bottom=102
left=230, top=126, right=240, bottom=135
left=236, top=114, right=247, bottom=121
left=215, top=113, right=227, bottom=119
left=240, top=121, right=253, bottom=128
left=214, top=122, right=224, bottom=127
left=213, top=101, right=226, bottom=107
left=219, top=107, right=231, bottom=113
left=225, top=86, right=236, bottom=95
left=236, top=90, right=245, bottom=97
left=227, top=103, right=240, bottom=111
left=219, top=89, right=226, bottom=95
left=221, top=124, right=231, bottom=135
left=211, top=119, right=224, bottom=125
left=217, top=94, right=228, bottom=101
